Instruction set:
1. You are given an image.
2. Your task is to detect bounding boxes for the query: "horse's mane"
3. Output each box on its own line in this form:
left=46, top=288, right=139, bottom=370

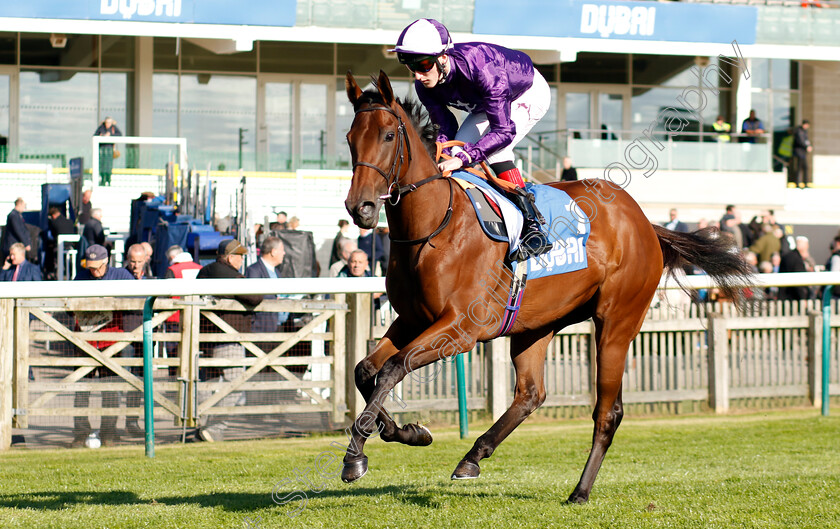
left=355, top=78, right=438, bottom=158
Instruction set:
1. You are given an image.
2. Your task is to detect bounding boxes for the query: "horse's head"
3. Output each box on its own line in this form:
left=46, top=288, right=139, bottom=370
left=344, top=70, right=408, bottom=229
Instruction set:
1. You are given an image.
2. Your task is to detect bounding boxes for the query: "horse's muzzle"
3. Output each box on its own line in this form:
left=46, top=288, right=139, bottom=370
left=347, top=200, right=378, bottom=229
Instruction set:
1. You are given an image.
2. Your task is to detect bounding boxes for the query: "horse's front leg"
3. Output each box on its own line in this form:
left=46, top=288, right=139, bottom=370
left=353, top=317, right=431, bottom=446
left=342, top=314, right=476, bottom=483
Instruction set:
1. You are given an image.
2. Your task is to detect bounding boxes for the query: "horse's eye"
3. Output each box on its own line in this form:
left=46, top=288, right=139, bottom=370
left=385, top=132, right=395, bottom=142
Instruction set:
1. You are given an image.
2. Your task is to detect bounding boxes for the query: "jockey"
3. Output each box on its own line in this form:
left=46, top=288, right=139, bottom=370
left=390, top=18, right=553, bottom=259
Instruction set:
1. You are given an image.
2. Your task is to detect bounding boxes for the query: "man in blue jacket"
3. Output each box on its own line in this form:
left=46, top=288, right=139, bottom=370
left=245, top=236, right=289, bottom=335
left=0, top=242, right=41, bottom=281
left=71, top=244, right=134, bottom=446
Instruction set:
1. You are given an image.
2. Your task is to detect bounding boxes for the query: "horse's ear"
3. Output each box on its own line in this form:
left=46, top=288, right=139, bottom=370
left=377, top=70, right=395, bottom=106
left=345, top=70, right=362, bottom=106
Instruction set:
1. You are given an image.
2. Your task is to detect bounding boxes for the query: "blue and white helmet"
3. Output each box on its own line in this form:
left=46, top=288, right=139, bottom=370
left=389, top=18, right=452, bottom=57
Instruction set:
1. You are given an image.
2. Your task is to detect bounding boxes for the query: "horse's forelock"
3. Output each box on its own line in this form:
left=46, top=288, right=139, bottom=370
left=352, top=86, right=437, bottom=157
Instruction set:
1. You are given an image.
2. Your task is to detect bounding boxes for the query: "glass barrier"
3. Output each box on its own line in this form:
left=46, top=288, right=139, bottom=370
left=568, top=136, right=771, bottom=172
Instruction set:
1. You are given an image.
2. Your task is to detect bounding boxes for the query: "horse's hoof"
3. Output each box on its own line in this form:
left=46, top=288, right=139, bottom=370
left=403, top=423, right=433, bottom=446
left=341, top=456, right=368, bottom=483
left=566, top=491, right=589, bottom=504
left=451, top=460, right=480, bottom=480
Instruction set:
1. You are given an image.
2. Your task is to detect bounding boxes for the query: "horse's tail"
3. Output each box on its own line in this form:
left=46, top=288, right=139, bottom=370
left=653, top=224, right=756, bottom=305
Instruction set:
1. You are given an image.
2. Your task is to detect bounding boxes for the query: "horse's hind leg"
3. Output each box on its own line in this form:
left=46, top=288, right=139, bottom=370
left=567, top=316, right=634, bottom=504
left=452, top=328, right=554, bottom=479
left=354, top=317, right=432, bottom=446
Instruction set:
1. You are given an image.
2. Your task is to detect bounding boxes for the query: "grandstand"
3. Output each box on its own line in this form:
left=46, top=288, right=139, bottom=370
left=1, top=0, right=840, bottom=266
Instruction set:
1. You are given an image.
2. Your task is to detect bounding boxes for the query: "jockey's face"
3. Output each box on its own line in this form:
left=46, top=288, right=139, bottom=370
left=412, top=55, right=445, bottom=89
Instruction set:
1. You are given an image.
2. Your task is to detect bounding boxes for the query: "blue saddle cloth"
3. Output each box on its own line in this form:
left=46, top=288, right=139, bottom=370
left=453, top=171, right=591, bottom=279
left=521, top=182, right=590, bottom=279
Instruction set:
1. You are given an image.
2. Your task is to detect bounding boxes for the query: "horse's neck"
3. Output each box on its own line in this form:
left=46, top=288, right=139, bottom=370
left=386, top=149, right=452, bottom=242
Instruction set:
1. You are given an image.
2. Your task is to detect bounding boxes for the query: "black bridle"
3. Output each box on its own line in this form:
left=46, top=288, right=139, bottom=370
left=350, top=103, right=453, bottom=246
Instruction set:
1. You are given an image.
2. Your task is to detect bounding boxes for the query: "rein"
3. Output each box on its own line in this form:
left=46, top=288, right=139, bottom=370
left=351, top=103, right=454, bottom=247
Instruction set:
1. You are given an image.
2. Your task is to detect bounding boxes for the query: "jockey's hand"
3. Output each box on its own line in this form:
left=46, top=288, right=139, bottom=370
left=438, top=156, right=463, bottom=175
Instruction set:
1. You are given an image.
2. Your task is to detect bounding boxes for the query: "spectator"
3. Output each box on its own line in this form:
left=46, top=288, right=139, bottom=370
left=288, top=216, right=301, bottom=230
left=124, top=244, right=152, bottom=280
left=44, top=206, right=76, bottom=279
left=720, top=214, right=743, bottom=249
left=743, top=251, right=759, bottom=273
left=791, top=120, right=813, bottom=188
left=778, top=127, right=793, bottom=177
left=339, top=250, right=383, bottom=306
left=246, top=236, right=289, bottom=342
left=560, top=156, right=578, bottom=182
left=330, top=239, right=358, bottom=277
left=719, top=204, right=736, bottom=229
left=74, top=244, right=130, bottom=280
left=140, top=241, right=154, bottom=278
left=330, top=219, right=351, bottom=267
left=827, top=236, right=840, bottom=272
left=254, top=223, right=264, bottom=247
left=162, top=250, right=202, bottom=372
left=196, top=239, right=263, bottom=442
left=270, top=211, right=288, bottom=232
left=0, top=242, right=41, bottom=281
left=165, top=251, right=202, bottom=279
left=338, top=249, right=372, bottom=278
left=749, top=225, right=783, bottom=264
left=165, top=244, right=183, bottom=265
left=77, top=188, right=94, bottom=226
left=826, top=236, right=840, bottom=300
left=71, top=244, right=134, bottom=447
left=778, top=236, right=810, bottom=301
left=2, top=197, right=31, bottom=260
left=712, top=115, right=731, bottom=142
left=741, top=109, right=765, bottom=143
left=771, top=252, right=781, bottom=273
left=664, top=208, right=689, bottom=233
left=758, top=261, right=777, bottom=299
left=83, top=208, right=107, bottom=249
left=94, top=116, right=122, bottom=186
left=358, top=228, right=383, bottom=271
left=696, top=218, right=709, bottom=230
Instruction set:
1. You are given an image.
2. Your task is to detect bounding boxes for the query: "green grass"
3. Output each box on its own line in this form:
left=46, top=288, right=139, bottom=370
left=1, top=409, right=839, bottom=528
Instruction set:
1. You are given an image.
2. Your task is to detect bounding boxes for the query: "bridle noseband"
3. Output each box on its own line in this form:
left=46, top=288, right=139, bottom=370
left=350, top=102, right=453, bottom=247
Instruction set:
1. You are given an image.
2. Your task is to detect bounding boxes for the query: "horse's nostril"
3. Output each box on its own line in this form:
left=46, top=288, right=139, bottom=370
left=359, top=202, right=375, bottom=216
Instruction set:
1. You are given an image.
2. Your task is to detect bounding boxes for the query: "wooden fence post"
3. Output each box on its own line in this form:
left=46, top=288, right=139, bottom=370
left=345, top=293, right=371, bottom=421
left=0, top=299, right=15, bottom=450
left=13, top=304, right=29, bottom=428
left=185, top=296, right=201, bottom=427
left=807, top=311, right=822, bottom=408
left=487, top=337, right=508, bottom=421
left=332, top=294, right=347, bottom=424
left=708, top=312, right=729, bottom=414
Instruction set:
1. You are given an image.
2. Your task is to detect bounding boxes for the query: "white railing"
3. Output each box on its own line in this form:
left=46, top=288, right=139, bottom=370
left=1, top=273, right=839, bottom=299
left=91, top=136, right=188, bottom=187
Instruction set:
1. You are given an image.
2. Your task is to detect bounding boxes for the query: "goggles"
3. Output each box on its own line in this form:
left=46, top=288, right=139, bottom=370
left=398, top=53, right=438, bottom=74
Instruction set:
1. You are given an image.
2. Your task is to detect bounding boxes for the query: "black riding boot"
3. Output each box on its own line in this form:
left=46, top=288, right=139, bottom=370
left=508, top=190, right=553, bottom=261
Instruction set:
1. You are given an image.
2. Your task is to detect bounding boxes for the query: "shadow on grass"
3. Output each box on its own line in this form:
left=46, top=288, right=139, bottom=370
left=0, top=491, right=274, bottom=512
left=0, top=483, right=536, bottom=512
left=312, top=483, right=536, bottom=508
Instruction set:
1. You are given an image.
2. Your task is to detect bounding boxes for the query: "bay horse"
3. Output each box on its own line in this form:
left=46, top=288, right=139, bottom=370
left=342, top=71, right=752, bottom=503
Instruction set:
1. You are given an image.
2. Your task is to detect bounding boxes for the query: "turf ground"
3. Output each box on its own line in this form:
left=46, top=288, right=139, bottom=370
left=1, top=409, right=838, bottom=529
